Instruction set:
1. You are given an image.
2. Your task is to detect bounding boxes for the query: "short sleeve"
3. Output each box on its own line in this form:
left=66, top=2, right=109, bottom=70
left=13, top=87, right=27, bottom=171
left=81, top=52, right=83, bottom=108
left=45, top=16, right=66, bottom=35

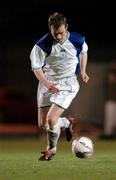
left=30, top=44, right=46, bottom=70
left=81, top=42, right=88, bottom=53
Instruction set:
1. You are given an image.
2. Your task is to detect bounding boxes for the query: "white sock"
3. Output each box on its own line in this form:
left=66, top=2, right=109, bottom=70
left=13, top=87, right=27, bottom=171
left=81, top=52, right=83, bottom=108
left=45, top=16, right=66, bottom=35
left=58, top=117, right=70, bottom=128
left=47, top=122, right=61, bottom=154
left=47, top=117, right=70, bottom=154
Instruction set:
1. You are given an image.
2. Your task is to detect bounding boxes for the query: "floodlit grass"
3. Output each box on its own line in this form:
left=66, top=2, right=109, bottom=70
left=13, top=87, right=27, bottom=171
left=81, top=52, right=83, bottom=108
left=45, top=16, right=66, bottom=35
left=0, top=137, right=116, bottom=180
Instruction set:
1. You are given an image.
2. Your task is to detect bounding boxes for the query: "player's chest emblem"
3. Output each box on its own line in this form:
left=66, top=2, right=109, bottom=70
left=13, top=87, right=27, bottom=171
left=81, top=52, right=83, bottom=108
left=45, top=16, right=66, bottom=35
left=60, top=48, right=66, bottom=58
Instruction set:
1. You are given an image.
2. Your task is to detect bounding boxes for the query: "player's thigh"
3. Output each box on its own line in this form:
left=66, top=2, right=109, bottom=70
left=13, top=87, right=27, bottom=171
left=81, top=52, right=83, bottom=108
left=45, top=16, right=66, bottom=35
left=38, top=107, right=50, bottom=128
left=47, top=103, right=65, bottom=127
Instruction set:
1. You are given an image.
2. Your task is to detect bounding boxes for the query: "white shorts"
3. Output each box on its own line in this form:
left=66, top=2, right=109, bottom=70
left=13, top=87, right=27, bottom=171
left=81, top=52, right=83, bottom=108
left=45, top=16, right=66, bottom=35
left=37, top=76, right=80, bottom=109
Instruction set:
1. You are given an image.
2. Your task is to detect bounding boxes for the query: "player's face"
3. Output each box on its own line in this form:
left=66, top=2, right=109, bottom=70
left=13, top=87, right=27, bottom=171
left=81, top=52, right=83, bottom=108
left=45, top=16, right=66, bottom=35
left=50, top=24, right=68, bottom=43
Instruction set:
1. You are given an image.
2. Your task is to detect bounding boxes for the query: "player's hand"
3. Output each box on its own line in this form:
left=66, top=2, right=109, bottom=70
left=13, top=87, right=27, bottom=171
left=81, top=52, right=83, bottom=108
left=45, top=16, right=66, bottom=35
left=81, top=72, right=90, bottom=83
left=48, top=84, right=59, bottom=93
left=45, top=81, right=59, bottom=93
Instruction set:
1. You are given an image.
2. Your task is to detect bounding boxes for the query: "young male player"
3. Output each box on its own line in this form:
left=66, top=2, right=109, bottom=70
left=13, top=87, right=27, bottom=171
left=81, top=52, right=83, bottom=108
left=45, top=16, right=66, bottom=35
left=30, top=12, right=89, bottom=160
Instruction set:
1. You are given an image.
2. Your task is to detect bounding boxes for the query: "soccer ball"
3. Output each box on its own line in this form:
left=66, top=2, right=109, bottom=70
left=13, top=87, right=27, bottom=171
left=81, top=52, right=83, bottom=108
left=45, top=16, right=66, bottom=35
left=72, top=136, right=94, bottom=158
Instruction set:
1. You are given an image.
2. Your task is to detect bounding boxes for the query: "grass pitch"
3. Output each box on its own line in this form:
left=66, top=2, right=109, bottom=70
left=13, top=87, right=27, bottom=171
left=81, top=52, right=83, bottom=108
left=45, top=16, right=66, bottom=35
left=0, top=137, right=116, bottom=180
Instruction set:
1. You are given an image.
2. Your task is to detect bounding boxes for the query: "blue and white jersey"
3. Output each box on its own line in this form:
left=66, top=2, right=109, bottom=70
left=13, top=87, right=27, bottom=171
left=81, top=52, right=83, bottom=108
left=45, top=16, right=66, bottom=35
left=30, top=32, right=88, bottom=79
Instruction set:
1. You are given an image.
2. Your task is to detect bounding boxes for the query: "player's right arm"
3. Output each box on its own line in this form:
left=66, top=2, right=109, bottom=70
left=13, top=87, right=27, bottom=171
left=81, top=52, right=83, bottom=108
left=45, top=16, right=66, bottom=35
left=33, top=69, right=59, bottom=93
left=30, top=45, right=59, bottom=93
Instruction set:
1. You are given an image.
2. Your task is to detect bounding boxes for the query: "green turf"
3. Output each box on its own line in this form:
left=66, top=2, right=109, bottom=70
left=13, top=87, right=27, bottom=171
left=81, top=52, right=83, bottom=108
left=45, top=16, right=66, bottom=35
left=0, top=137, right=116, bottom=180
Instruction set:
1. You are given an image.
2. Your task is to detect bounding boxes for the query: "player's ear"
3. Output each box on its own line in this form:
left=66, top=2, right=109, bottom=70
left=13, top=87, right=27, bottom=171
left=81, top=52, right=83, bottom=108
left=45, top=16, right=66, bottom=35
left=66, top=24, right=68, bottom=30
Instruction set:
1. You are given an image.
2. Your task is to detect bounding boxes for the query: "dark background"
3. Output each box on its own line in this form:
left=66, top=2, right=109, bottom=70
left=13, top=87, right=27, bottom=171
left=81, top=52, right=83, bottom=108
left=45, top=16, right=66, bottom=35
left=0, top=1, right=116, bottom=45
left=0, top=0, right=116, bottom=125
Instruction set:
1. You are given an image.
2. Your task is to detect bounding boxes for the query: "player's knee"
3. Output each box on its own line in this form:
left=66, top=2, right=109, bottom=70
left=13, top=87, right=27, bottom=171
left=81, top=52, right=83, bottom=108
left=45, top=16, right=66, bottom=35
left=38, top=118, right=47, bottom=130
left=46, top=114, right=56, bottom=128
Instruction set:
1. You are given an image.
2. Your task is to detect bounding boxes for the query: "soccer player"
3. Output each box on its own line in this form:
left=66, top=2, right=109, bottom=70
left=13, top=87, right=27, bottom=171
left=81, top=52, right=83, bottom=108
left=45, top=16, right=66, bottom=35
left=30, top=12, right=89, bottom=160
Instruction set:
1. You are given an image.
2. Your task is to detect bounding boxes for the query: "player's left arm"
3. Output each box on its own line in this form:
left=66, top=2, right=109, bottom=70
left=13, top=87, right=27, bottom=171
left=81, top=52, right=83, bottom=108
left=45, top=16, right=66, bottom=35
left=80, top=42, right=89, bottom=83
